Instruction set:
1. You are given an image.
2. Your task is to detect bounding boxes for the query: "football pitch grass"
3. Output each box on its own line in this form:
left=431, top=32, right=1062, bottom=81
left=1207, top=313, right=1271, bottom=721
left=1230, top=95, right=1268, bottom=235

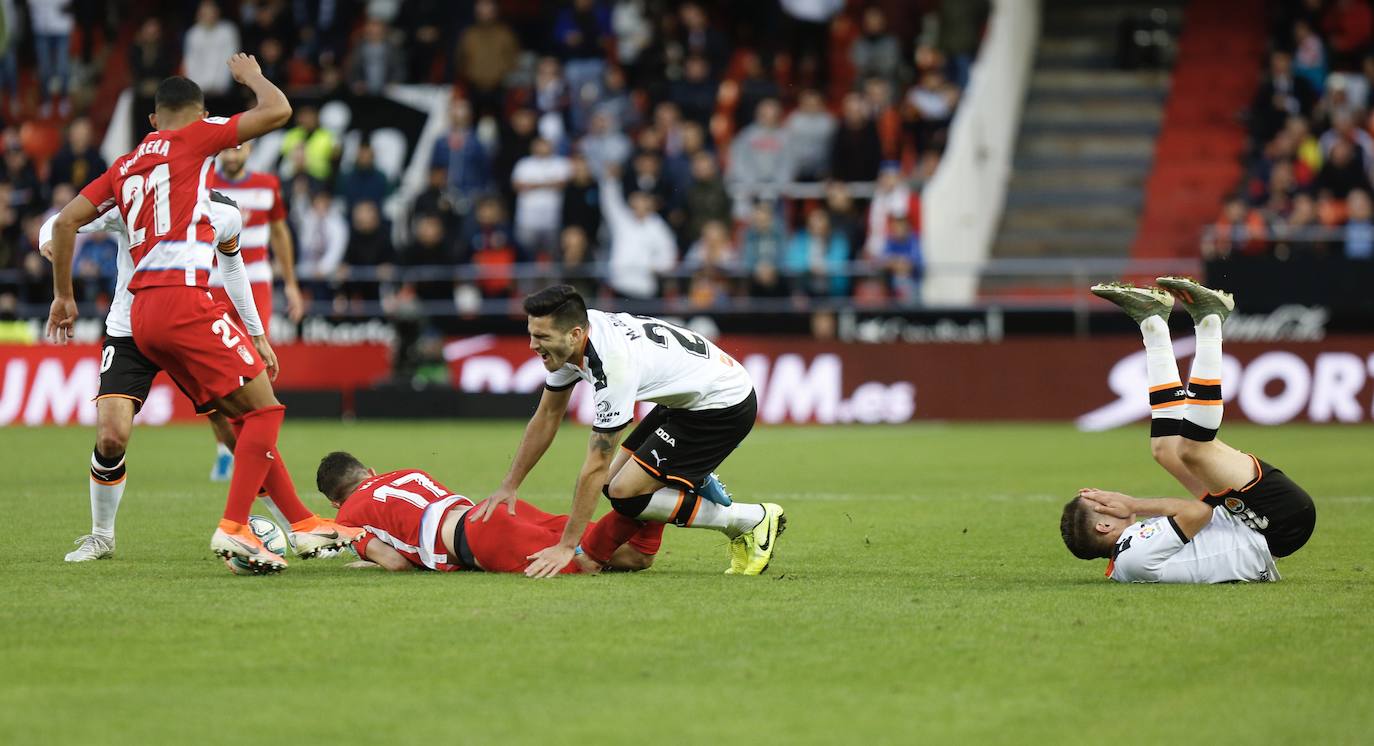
left=3, top=421, right=1372, bottom=744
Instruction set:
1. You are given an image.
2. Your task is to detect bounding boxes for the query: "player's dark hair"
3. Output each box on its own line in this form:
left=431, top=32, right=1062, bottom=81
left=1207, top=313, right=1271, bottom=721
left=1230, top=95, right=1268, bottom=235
left=316, top=451, right=370, bottom=504
left=1060, top=497, right=1112, bottom=560
left=154, top=76, right=205, bottom=112
left=523, top=284, right=589, bottom=331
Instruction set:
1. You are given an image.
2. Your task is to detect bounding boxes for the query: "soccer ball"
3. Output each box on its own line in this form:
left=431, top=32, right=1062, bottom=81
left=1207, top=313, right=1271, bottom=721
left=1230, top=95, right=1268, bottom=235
left=225, top=515, right=289, bottom=575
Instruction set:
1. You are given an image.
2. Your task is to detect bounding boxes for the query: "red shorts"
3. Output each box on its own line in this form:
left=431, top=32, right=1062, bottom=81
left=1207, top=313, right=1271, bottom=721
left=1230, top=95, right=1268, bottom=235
left=208, top=282, right=273, bottom=336
left=130, top=286, right=265, bottom=408
left=463, top=501, right=662, bottom=574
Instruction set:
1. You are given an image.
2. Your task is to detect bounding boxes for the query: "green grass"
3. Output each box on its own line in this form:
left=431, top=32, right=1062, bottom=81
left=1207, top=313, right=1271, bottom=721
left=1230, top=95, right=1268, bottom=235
left=2, top=422, right=1372, bottom=744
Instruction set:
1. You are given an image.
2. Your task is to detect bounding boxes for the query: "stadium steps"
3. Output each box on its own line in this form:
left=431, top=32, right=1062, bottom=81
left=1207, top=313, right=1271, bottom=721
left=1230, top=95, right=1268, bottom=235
left=986, top=0, right=1184, bottom=296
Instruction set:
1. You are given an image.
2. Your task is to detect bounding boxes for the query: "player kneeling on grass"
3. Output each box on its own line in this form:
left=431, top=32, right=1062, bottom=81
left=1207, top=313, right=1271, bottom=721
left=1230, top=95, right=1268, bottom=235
left=316, top=452, right=662, bottom=574
left=1060, top=278, right=1317, bottom=583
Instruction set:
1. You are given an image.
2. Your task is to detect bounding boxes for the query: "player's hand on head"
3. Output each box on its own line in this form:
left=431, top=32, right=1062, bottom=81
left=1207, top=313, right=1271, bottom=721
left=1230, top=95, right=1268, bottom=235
left=252, top=335, right=279, bottom=381
left=46, top=297, right=78, bottom=344
left=472, top=485, right=518, bottom=522
left=227, top=53, right=262, bottom=84
left=1079, top=488, right=1133, bottom=519
left=525, top=544, right=575, bottom=579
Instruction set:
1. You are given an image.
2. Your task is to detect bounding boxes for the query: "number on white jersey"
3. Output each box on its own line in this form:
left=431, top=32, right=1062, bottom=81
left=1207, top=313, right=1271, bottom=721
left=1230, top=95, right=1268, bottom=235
left=120, top=163, right=171, bottom=248
left=633, top=315, right=710, bottom=358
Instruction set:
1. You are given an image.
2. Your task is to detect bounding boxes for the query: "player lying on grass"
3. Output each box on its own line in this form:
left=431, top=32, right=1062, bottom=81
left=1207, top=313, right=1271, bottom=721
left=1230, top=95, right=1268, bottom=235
left=40, top=194, right=301, bottom=561
left=316, top=452, right=663, bottom=574
left=473, top=285, right=785, bottom=578
left=1060, top=278, right=1318, bottom=583
left=47, top=56, right=361, bottom=573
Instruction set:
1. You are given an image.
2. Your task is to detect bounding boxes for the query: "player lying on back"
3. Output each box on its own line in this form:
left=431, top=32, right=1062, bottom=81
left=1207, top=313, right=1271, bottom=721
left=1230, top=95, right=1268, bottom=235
left=316, top=452, right=663, bottom=574
left=38, top=194, right=300, bottom=560
left=46, top=55, right=361, bottom=573
left=1060, top=278, right=1318, bottom=583
left=472, top=285, right=785, bottom=578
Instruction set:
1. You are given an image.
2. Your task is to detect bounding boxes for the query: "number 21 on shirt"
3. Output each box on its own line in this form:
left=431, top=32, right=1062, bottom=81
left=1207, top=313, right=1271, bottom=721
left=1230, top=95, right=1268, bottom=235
left=121, top=162, right=171, bottom=248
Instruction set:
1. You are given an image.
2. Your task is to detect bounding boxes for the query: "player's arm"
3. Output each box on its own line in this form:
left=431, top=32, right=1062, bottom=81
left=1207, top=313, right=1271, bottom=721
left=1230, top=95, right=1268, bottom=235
left=475, top=386, right=574, bottom=521
left=227, top=53, right=293, bottom=143
left=46, top=195, right=101, bottom=342
left=525, top=426, right=623, bottom=579
left=210, top=197, right=279, bottom=379
left=269, top=218, right=305, bottom=322
left=363, top=539, right=416, bottom=572
left=1079, top=488, right=1214, bottom=540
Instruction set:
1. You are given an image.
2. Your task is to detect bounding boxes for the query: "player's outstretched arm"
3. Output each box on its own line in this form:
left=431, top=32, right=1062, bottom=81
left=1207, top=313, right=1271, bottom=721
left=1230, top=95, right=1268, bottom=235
left=227, top=53, right=292, bottom=143
left=524, top=427, right=621, bottom=578
left=474, top=386, right=573, bottom=522
left=1079, top=488, right=1214, bottom=540
left=363, top=538, right=415, bottom=572
left=46, top=195, right=100, bottom=343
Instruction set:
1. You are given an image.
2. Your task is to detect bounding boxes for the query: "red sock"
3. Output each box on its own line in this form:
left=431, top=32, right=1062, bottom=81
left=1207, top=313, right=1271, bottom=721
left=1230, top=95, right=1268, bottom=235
left=581, top=510, right=650, bottom=565
left=229, top=413, right=313, bottom=524
left=628, top=521, right=665, bottom=556
left=223, top=407, right=285, bottom=523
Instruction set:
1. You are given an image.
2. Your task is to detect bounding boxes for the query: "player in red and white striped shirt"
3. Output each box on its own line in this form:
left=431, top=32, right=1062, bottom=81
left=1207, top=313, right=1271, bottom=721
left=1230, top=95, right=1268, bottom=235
left=205, top=142, right=306, bottom=481
left=47, top=55, right=360, bottom=573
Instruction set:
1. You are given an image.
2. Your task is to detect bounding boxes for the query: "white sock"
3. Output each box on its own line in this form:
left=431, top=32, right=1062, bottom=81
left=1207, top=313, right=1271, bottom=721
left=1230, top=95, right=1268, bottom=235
left=1141, top=316, right=1185, bottom=431
left=258, top=496, right=291, bottom=530
left=636, top=487, right=766, bottom=538
left=90, top=450, right=126, bottom=539
left=216, top=442, right=233, bottom=458
left=1185, top=315, right=1224, bottom=434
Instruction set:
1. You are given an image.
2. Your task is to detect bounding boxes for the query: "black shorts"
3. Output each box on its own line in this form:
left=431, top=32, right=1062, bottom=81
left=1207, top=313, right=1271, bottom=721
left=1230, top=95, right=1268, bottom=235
left=1204, top=457, right=1316, bottom=558
left=621, top=390, right=757, bottom=491
left=97, top=335, right=212, bottom=415
left=96, top=336, right=160, bottom=414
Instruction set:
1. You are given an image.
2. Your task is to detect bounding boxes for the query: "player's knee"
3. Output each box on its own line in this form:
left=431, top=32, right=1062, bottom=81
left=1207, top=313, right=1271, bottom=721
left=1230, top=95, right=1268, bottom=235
left=624, top=551, right=655, bottom=571
left=1150, top=437, right=1177, bottom=466
left=607, top=486, right=652, bottom=518
left=95, top=426, right=130, bottom=459
left=1177, top=439, right=1211, bottom=467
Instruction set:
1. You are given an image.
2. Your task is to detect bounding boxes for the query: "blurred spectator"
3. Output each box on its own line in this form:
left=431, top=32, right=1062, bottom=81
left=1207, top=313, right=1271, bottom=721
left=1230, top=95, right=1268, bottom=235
left=1272, top=192, right=1324, bottom=257
left=1318, top=112, right=1374, bottom=165
left=529, top=57, right=571, bottom=146
left=742, top=201, right=788, bottom=297
left=728, top=99, right=794, bottom=214
left=1, top=143, right=41, bottom=215
left=612, top=0, right=653, bottom=72
left=623, top=148, right=673, bottom=218
left=1323, top=0, right=1374, bottom=70
left=348, top=17, right=405, bottom=95
left=457, top=0, right=521, bottom=120
left=683, top=219, right=740, bottom=305
left=511, top=137, right=571, bottom=256
left=939, top=0, right=988, bottom=88
left=402, top=211, right=462, bottom=303
left=294, top=191, right=349, bottom=299
left=1292, top=19, right=1327, bottom=94
left=397, top=0, right=459, bottom=83
left=1251, top=51, right=1318, bottom=145
left=851, top=6, right=904, bottom=86
left=1345, top=189, right=1374, bottom=259
left=600, top=174, right=676, bottom=299
left=830, top=93, right=883, bottom=182
left=256, top=37, right=289, bottom=84
left=130, top=18, right=175, bottom=101
left=183, top=0, right=240, bottom=96
left=906, top=69, right=960, bottom=153
left=882, top=214, right=924, bottom=305
left=337, top=143, right=392, bottom=212
left=779, top=0, right=844, bottom=88
left=554, top=0, right=612, bottom=132
left=241, top=1, right=292, bottom=59
left=683, top=151, right=730, bottom=246
left=461, top=197, right=519, bottom=299
left=786, top=89, right=838, bottom=182
left=47, top=117, right=106, bottom=191
left=340, top=200, right=396, bottom=303
left=865, top=164, right=921, bottom=258
left=30, top=0, right=73, bottom=115
left=1207, top=195, right=1269, bottom=258
left=786, top=209, right=850, bottom=297
left=431, top=99, right=490, bottom=209
left=678, top=2, right=729, bottom=76
left=556, top=225, right=599, bottom=299
left=1315, top=139, right=1373, bottom=198
left=280, top=105, right=340, bottom=184
left=591, top=64, right=637, bottom=130
left=494, top=107, right=539, bottom=205
left=0, top=0, right=18, bottom=120
left=864, top=76, right=903, bottom=159
left=560, top=155, right=602, bottom=244
left=413, top=168, right=461, bottom=233
left=734, top=52, right=781, bottom=130
left=824, top=180, right=865, bottom=253
left=580, top=109, right=632, bottom=178
left=671, top=55, right=718, bottom=129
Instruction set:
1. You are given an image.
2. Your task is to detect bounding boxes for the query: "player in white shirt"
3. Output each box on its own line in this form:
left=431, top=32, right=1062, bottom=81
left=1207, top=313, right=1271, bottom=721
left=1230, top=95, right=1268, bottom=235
left=471, top=285, right=785, bottom=577
left=1059, top=278, right=1317, bottom=583
left=40, top=192, right=289, bottom=561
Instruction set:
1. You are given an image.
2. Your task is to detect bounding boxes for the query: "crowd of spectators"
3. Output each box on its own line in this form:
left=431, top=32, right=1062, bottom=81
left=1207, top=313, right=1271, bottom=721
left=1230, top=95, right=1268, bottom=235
left=1218, top=0, right=1374, bottom=261
left=1, top=0, right=990, bottom=320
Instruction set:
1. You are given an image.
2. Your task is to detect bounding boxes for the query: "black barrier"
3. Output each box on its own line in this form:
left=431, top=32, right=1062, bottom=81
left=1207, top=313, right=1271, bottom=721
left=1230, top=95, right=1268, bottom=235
left=352, top=386, right=540, bottom=419
left=1206, top=256, right=1374, bottom=316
